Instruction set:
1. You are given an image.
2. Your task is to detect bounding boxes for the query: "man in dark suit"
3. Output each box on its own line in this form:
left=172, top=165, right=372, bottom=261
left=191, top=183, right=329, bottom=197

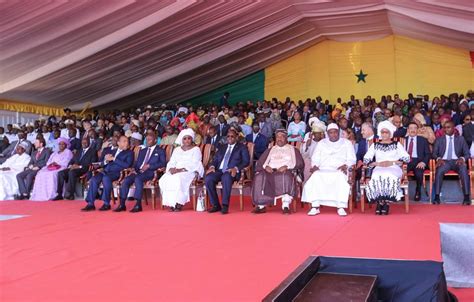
left=245, top=122, right=268, bottom=161
left=82, top=136, right=134, bottom=211
left=432, top=121, right=471, bottom=205
left=68, top=128, right=81, bottom=153
left=15, top=137, right=51, bottom=200
left=114, top=133, right=166, bottom=213
left=203, top=126, right=221, bottom=150
left=301, top=105, right=311, bottom=126
left=217, top=115, right=230, bottom=138
left=54, top=137, right=98, bottom=200
left=405, top=122, right=431, bottom=201
left=257, top=113, right=273, bottom=140
left=205, top=129, right=250, bottom=214
left=462, top=112, right=474, bottom=147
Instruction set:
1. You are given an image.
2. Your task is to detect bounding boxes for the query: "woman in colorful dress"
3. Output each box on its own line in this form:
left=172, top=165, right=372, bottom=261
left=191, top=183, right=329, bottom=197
left=363, top=121, right=410, bottom=215
left=30, top=138, right=73, bottom=201
left=287, top=112, right=306, bottom=143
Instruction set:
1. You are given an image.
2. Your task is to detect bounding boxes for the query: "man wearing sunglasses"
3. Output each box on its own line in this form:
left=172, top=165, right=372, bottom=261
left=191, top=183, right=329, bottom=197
left=205, top=129, right=250, bottom=214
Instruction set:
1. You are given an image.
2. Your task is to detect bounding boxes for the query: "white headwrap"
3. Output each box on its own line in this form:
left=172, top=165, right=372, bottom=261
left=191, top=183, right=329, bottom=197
left=174, top=128, right=195, bottom=145
left=377, top=120, right=397, bottom=138
left=19, top=141, right=29, bottom=150
left=327, top=123, right=339, bottom=131
left=311, top=120, right=326, bottom=133
left=131, top=132, right=143, bottom=141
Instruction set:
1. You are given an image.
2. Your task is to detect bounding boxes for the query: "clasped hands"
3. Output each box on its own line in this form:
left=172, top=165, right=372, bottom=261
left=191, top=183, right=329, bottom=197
left=265, top=165, right=288, bottom=174
left=309, top=164, right=348, bottom=174
left=206, top=166, right=238, bottom=177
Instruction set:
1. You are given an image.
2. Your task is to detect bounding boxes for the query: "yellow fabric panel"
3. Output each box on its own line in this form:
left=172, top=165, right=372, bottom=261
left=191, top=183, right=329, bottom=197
left=394, top=36, right=473, bottom=97
left=265, top=35, right=473, bottom=103
left=328, top=36, right=395, bottom=101
left=0, top=99, right=63, bottom=117
left=265, top=41, right=330, bottom=102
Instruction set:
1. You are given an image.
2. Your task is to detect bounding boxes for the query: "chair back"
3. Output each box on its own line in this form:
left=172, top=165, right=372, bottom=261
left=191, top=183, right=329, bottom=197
left=202, top=144, right=212, bottom=168
left=165, top=145, right=174, bottom=162
left=246, top=142, right=255, bottom=179
left=133, top=145, right=141, bottom=162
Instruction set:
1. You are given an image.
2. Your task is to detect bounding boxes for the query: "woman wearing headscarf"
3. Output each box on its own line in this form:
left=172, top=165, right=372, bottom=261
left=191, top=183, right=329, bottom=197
left=413, top=113, right=436, bottom=144
left=159, top=129, right=204, bottom=211
left=30, top=138, right=73, bottom=201
left=363, top=121, right=410, bottom=215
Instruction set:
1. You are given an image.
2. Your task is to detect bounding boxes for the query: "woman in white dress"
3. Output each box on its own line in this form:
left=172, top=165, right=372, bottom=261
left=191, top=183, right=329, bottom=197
left=363, top=121, right=410, bottom=215
left=287, top=112, right=307, bottom=143
left=159, top=129, right=204, bottom=211
left=0, top=142, right=31, bottom=200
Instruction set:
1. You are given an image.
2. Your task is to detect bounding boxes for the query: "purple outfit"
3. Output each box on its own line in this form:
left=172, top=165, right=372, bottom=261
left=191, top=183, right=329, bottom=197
left=30, top=149, right=73, bottom=201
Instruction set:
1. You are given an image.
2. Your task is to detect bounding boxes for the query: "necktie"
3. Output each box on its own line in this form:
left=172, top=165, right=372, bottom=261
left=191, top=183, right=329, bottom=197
left=408, top=138, right=414, bottom=158
left=212, top=137, right=215, bottom=145
left=447, top=136, right=453, bottom=160
left=36, top=150, right=41, bottom=160
left=222, top=145, right=232, bottom=171
left=143, top=147, right=152, bottom=164
left=253, top=134, right=257, bottom=143
left=79, top=149, right=85, bottom=160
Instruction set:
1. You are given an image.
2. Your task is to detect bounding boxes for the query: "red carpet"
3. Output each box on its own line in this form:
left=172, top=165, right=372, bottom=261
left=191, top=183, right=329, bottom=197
left=1, top=199, right=473, bottom=302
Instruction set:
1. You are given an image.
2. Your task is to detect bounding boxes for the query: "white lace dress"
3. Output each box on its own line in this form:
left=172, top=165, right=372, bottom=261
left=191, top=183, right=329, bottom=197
left=363, top=142, right=410, bottom=203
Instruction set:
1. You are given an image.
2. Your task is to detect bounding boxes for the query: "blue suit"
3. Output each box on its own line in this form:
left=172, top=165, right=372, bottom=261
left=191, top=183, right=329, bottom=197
left=86, top=149, right=134, bottom=206
left=205, top=142, right=250, bottom=208
left=245, top=132, right=268, bottom=160
left=119, top=146, right=166, bottom=206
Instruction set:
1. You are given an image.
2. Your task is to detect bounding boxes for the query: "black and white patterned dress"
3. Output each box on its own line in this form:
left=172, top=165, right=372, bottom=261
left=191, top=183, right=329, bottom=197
left=363, top=142, right=410, bottom=203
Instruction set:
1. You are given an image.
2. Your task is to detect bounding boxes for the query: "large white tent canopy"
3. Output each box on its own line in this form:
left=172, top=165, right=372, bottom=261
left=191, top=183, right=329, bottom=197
left=1, top=0, right=473, bottom=110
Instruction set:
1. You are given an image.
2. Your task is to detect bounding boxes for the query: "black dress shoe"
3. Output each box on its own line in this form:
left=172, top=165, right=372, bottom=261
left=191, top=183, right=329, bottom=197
left=221, top=206, right=229, bottom=215
left=414, top=191, right=421, bottom=202
left=81, top=204, right=96, bottom=211
left=252, top=207, right=266, bottom=214
left=64, top=195, right=75, bottom=200
left=207, top=206, right=221, bottom=213
left=14, top=194, right=24, bottom=200
left=99, top=204, right=111, bottom=211
left=52, top=195, right=63, bottom=201
left=130, top=205, right=142, bottom=213
left=381, top=203, right=389, bottom=215
left=173, top=204, right=183, bottom=212
left=462, top=199, right=472, bottom=205
left=432, top=195, right=441, bottom=205
left=113, top=205, right=127, bottom=212
left=282, top=207, right=291, bottom=215
left=375, top=203, right=382, bottom=215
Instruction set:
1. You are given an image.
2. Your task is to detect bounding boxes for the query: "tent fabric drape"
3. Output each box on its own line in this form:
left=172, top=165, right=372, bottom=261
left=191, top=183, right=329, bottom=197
left=0, top=1, right=472, bottom=110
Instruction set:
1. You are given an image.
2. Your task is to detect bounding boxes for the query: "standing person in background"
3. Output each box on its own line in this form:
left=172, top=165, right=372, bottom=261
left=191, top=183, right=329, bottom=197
left=220, top=92, right=230, bottom=107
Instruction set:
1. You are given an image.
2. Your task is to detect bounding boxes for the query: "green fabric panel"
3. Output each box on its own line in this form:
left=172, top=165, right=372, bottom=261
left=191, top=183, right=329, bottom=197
left=185, top=70, right=264, bottom=106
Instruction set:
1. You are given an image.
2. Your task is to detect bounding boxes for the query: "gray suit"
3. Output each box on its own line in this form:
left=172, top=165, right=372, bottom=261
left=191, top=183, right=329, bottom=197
left=433, top=135, right=470, bottom=196
left=259, top=122, right=273, bottom=140
left=16, top=148, right=52, bottom=196
left=0, top=140, right=32, bottom=164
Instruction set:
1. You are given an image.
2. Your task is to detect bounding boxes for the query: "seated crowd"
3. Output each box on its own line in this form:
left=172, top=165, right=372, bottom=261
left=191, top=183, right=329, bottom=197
left=0, top=90, right=473, bottom=216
